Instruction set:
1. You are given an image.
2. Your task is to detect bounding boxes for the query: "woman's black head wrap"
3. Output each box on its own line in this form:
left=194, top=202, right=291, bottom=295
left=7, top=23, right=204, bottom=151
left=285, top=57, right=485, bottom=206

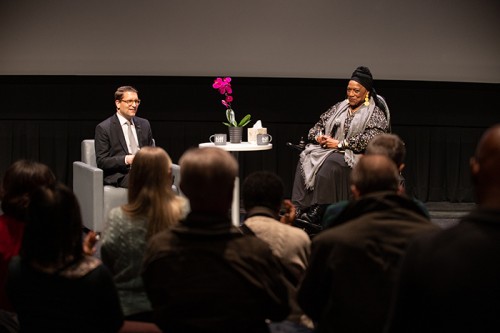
left=349, top=66, right=387, bottom=112
left=350, top=66, right=373, bottom=92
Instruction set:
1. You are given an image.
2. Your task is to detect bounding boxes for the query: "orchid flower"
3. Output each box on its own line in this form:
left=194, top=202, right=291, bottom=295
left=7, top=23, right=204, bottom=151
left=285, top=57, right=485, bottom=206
left=212, top=77, right=251, bottom=128
left=222, top=95, right=233, bottom=108
left=212, top=77, right=232, bottom=95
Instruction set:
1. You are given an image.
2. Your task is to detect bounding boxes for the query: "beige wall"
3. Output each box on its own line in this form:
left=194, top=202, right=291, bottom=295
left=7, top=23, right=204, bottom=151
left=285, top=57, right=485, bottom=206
left=0, top=0, right=499, bottom=82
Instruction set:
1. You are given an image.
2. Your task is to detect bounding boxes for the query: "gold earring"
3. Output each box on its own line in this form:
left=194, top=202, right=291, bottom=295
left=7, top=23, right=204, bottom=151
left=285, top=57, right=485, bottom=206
left=364, top=93, right=370, bottom=106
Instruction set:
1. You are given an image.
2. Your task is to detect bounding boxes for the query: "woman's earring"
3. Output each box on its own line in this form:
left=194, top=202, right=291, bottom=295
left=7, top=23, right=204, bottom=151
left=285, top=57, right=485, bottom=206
left=364, top=93, right=370, bottom=106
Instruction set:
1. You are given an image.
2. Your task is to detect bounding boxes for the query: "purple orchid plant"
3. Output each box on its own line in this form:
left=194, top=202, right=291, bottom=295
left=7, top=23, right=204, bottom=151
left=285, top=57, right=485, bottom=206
left=212, top=77, right=251, bottom=127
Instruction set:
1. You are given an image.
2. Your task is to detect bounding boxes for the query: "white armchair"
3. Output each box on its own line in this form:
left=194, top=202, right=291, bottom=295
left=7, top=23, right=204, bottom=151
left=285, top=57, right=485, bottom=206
left=73, top=139, right=180, bottom=232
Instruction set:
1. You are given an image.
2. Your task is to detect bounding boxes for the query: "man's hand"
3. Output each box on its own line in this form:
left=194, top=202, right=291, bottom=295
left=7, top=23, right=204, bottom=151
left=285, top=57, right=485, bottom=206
left=280, top=199, right=296, bottom=225
left=125, top=154, right=135, bottom=165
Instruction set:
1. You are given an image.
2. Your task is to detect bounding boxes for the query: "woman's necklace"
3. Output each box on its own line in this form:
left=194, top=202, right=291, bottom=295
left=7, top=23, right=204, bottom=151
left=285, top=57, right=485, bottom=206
left=349, top=103, right=363, bottom=116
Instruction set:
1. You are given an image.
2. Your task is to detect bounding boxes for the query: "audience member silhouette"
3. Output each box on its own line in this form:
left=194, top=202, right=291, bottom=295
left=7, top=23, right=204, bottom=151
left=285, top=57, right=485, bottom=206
left=240, top=171, right=313, bottom=333
left=101, top=146, right=188, bottom=322
left=298, top=155, right=438, bottom=333
left=322, top=133, right=429, bottom=228
left=7, top=183, right=123, bottom=332
left=142, top=147, right=289, bottom=333
left=386, top=124, right=500, bottom=332
left=365, top=133, right=407, bottom=186
left=0, top=160, right=56, bottom=315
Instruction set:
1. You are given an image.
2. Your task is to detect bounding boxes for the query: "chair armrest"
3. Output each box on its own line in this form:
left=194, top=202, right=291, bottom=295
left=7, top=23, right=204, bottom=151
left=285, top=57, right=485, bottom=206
left=73, top=161, right=104, bottom=231
left=171, top=163, right=181, bottom=195
left=102, top=186, right=128, bottom=232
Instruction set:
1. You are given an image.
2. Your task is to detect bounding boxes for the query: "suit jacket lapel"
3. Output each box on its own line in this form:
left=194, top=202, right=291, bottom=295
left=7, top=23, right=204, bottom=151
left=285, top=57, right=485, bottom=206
left=133, top=117, right=143, bottom=148
left=112, top=114, right=129, bottom=153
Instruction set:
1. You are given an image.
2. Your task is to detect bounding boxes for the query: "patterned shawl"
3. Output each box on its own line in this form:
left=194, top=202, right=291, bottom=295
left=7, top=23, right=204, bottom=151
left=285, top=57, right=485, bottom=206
left=300, top=97, right=382, bottom=190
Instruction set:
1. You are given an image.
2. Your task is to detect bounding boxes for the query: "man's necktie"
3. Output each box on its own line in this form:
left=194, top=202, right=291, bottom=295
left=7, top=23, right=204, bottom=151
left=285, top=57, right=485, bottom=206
left=127, top=121, right=139, bottom=154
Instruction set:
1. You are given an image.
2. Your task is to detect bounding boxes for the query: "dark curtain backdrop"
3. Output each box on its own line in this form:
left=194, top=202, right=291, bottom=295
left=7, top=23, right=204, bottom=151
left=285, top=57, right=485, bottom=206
left=1, top=76, right=498, bottom=203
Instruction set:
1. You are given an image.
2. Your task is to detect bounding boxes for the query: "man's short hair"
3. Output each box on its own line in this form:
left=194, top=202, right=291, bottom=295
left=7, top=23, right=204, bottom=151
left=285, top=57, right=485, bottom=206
left=179, top=147, right=238, bottom=203
left=242, top=171, right=284, bottom=212
left=351, top=155, right=400, bottom=195
left=114, top=86, right=138, bottom=101
left=366, top=134, right=406, bottom=167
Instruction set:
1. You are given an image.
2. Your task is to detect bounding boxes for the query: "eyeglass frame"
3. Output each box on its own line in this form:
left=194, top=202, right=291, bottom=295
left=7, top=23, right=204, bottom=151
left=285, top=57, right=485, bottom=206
left=121, top=99, right=141, bottom=105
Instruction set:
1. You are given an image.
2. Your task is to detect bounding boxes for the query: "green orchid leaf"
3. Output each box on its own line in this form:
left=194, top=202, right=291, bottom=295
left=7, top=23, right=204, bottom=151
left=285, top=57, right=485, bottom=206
left=238, top=114, right=252, bottom=127
left=226, top=109, right=237, bottom=127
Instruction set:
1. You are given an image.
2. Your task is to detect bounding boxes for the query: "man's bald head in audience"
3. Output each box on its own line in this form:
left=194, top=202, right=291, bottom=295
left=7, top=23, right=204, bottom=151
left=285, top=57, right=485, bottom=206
left=470, top=124, right=500, bottom=208
left=350, top=154, right=401, bottom=198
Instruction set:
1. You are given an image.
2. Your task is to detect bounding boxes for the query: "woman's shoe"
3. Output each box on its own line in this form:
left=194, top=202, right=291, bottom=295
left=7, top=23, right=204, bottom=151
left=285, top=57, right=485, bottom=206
left=293, top=217, right=323, bottom=238
left=295, top=206, right=302, bottom=220
left=301, top=204, right=327, bottom=226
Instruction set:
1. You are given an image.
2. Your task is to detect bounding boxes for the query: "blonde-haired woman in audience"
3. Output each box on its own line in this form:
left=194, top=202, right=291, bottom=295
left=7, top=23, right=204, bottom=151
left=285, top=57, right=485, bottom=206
left=101, top=146, right=188, bottom=323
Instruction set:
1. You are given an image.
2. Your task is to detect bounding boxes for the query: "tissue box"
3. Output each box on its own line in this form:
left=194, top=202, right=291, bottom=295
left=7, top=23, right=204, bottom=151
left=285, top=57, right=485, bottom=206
left=248, top=128, right=267, bottom=144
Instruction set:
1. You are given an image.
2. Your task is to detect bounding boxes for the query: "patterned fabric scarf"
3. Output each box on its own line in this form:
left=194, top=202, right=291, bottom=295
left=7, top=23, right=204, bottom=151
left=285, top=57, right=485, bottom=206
left=300, top=97, right=379, bottom=190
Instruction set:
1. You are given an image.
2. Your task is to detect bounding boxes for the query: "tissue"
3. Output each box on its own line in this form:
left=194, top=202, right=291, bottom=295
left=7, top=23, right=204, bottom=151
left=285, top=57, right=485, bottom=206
left=248, top=120, right=267, bottom=143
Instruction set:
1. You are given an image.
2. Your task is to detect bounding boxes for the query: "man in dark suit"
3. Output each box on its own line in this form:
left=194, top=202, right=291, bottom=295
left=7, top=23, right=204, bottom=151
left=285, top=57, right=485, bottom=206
left=386, top=124, right=500, bottom=332
left=95, top=86, right=154, bottom=188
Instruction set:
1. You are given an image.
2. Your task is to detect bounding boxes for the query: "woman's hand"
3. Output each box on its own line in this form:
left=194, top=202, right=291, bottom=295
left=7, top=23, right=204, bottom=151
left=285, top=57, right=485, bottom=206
left=316, top=134, right=327, bottom=145
left=320, top=137, right=339, bottom=149
left=83, top=231, right=99, bottom=256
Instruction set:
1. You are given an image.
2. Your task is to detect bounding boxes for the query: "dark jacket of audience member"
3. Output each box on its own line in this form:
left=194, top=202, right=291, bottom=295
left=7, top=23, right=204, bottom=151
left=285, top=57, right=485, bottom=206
left=142, top=148, right=289, bottom=333
left=7, top=183, right=123, bottom=332
left=386, top=124, right=500, bottom=332
left=0, top=160, right=55, bottom=313
left=298, top=155, right=438, bottom=333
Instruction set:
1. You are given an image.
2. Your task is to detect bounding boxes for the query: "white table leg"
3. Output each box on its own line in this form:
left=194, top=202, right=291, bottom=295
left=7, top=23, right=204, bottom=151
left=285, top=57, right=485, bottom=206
left=232, top=177, right=240, bottom=226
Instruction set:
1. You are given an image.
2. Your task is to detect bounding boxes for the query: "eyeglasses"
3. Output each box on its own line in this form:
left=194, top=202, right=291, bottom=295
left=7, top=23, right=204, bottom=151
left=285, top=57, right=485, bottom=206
left=121, top=99, right=141, bottom=105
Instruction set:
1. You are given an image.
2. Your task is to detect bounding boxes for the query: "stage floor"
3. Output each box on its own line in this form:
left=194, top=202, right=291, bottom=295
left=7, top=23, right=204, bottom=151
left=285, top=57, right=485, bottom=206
left=425, top=202, right=476, bottom=229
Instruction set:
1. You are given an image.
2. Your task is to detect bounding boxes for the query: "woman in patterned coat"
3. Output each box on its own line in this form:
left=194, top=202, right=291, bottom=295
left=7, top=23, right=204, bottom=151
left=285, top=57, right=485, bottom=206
left=292, top=66, right=390, bottom=225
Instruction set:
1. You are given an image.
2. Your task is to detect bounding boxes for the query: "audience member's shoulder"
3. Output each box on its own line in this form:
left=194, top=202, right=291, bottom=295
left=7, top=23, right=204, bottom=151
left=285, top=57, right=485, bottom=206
left=106, top=206, right=125, bottom=223
left=424, top=212, right=499, bottom=249
left=311, top=225, right=344, bottom=245
left=246, top=217, right=310, bottom=243
left=60, top=256, right=103, bottom=279
left=142, top=229, right=177, bottom=266
left=147, top=228, right=175, bottom=247
left=233, top=230, right=276, bottom=253
left=401, top=226, right=453, bottom=261
left=280, top=223, right=310, bottom=244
